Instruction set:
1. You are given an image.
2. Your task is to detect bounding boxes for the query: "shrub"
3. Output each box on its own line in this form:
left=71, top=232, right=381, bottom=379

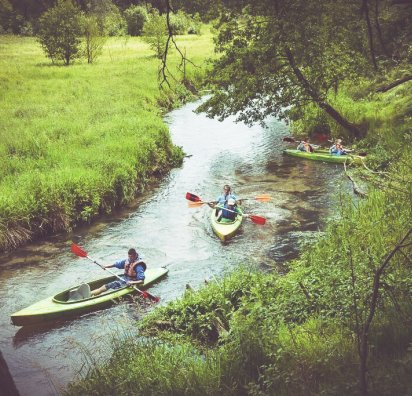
left=169, top=11, right=189, bottom=35
left=36, top=0, right=83, bottom=65
left=124, top=5, right=148, bottom=36
left=142, top=10, right=167, bottom=59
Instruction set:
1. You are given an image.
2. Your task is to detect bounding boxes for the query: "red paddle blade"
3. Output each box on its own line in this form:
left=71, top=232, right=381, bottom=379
left=140, top=290, right=160, bottom=303
left=250, top=215, right=266, bottom=225
left=71, top=243, right=88, bottom=258
left=186, top=192, right=201, bottom=202
left=151, top=295, right=160, bottom=303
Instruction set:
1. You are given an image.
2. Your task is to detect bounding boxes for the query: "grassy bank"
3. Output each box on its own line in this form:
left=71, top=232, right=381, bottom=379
left=65, top=76, right=412, bottom=395
left=0, top=32, right=214, bottom=251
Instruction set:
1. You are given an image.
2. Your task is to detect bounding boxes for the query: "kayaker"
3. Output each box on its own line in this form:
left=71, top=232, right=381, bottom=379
left=297, top=138, right=314, bottom=153
left=329, top=138, right=352, bottom=155
left=216, top=198, right=242, bottom=222
left=90, top=248, right=146, bottom=296
left=208, top=184, right=238, bottom=213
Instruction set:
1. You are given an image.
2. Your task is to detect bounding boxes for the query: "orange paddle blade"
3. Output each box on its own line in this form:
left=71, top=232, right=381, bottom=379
left=255, top=194, right=271, bottom=202
left=188, top=201, right=206, bottom=207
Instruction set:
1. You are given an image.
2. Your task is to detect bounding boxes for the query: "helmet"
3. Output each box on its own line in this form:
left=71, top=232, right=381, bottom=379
left=227, top=198, right=236, bottom=205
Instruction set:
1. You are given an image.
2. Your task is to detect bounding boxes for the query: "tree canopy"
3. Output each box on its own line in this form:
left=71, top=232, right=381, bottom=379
left=194, top=0, right=412, bottom=139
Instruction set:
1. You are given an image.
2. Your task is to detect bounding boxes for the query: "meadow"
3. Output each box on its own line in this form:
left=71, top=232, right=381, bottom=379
left=0, top=32, right=214, bottom=251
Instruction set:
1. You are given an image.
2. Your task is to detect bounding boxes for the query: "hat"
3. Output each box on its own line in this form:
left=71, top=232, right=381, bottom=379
left=227, top=198, right=236, bottom=205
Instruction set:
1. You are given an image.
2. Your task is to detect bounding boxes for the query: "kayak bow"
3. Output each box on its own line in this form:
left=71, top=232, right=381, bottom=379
left=210, top=206, right=244, bottom=241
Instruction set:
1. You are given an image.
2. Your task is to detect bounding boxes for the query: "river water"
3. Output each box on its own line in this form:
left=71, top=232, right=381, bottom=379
left=0, top=99, right=348, bottom=395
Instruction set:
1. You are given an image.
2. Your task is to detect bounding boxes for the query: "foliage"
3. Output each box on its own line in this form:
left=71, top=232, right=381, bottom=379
left=123, top=4, right=148, bottom=36
left=67, top=146, right=411, bottom=395
left=142, top=10, right=168, bottom=59
left=83, top=0, right=127, bottom=37
left=100, top=3, right=127, bottom=36
left=196, top=0, right=411, bottom=139
left=187, top=12, right=202, bottom=35
left=141, top=266, right=259, bottom=345
left=0, top=32, right=214, bottom=250
left=168, top=10, right=190, bottom=35
left=81, top=14, right=106, bottom=64
left=36, top=0, right=83, bottom=65
left=290, top=69, right=412, bottom=148
left=64, top=337, right=225, bottom=396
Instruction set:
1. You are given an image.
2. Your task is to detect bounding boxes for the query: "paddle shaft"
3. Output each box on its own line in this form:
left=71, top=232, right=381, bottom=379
left=215, top=205, right=266, bottom=225
left=186, top=192, right=270, bottom=205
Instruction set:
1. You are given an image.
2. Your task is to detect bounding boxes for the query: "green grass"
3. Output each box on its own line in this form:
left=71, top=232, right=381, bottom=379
left=0, top=32, right=214, bottom=250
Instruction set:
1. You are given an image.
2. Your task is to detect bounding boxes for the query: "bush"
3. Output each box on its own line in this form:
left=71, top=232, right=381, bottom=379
left=142, top=10, right=168, bottom=59
left=124, top=5, right=148, bottom=36
left=169, top=11, right=189, bottom=35
left=101, top=5, right=126, bottom=36
left=36, top=0, right=83, bottom=65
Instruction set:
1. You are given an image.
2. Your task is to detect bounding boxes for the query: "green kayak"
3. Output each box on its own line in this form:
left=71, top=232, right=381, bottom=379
left=210, top=206, right=244, bottom=241
left=11, top=267, right=168, bottom=326
left=283, top=149, right=357, bottom=163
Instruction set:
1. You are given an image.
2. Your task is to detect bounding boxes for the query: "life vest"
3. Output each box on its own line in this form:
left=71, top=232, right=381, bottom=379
left=124, top=258, right=146, bottom=278
left=217, top=193, right=235, bottom=205
left=222, top=204, right=237, bottom=220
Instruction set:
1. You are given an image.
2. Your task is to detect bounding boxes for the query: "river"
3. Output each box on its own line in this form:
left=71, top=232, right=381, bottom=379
left=0, top=99, right=348, bottom=395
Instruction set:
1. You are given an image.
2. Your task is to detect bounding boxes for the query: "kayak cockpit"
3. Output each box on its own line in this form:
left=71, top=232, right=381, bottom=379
left=52, top=276, right=120, bottom=303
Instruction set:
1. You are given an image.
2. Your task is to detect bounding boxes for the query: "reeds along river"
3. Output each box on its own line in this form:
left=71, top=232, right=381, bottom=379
left=0, top=99, right=349, bottom=396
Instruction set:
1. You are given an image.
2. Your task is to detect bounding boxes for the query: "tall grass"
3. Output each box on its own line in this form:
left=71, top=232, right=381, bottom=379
left=0, top=32, right=214, bottom=251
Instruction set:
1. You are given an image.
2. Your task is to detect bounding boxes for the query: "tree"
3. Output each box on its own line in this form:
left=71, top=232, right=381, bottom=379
left=142, top=10, right=168, bottom=59
left=37, top=0, right=83, bottom=65
left=82, top=14, right=106, bottom=64
left=195, top=0, right=370, bottom=139
left=124, top=4, right=148, bottom=36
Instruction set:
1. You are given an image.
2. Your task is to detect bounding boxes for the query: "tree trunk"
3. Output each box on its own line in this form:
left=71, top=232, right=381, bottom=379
left=361, top=0, right=378, bottom=70
left=376, top=75, right=412, bottom=92
left=374, top=0, right=390, bottom=57
left=284, top=47, right=364, bottom=139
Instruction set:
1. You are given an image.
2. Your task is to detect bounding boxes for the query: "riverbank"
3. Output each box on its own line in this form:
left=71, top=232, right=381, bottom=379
left=64, top=76, right=412, bottom=395
left=0, top=33, right=214, bottom=252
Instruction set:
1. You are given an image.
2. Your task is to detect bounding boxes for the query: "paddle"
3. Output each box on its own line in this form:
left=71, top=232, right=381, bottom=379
left=187, top=196, right=271, bottom=207
left=186, top=192, right=271, bottom=207
left=70, top=243, right=160, bottom=303
left=215, top=206, right=266, bottom=225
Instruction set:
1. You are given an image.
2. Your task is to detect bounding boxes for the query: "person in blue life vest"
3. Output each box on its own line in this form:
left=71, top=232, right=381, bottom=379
left=329, top=138, right=352, bottom=155
left=90, top=248, right=146, bottom=296
left=216, top=198, right=242, bottom=222
left=208, top=184, right=238, bottom=214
